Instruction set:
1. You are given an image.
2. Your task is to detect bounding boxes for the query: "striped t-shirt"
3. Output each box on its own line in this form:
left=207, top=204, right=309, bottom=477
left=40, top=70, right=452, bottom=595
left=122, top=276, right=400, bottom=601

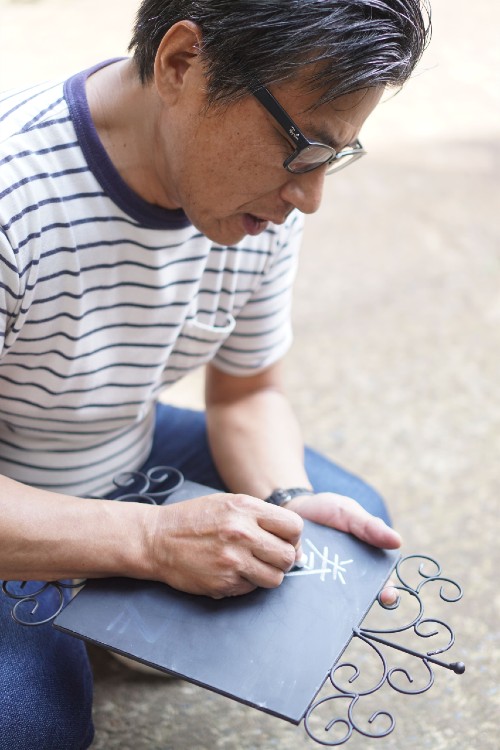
left=0, top=60, right=303, bottom=498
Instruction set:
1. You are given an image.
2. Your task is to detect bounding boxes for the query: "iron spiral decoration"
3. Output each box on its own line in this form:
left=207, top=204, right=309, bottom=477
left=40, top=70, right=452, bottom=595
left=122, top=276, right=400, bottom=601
left=109, top=465, right=184, bottom=504
left=1, top=578, right=87, bottom=627
left=1, top=466, right=183, bottom=626
left=304, top=554, right=465, bottom=746
left=2, top=469, right=465, bottom=745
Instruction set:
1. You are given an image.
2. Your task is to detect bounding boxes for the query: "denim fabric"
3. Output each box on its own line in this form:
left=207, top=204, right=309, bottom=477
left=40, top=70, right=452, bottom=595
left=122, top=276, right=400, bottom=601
left=137, top=403, right=391, bottom=524
left=0, top=581, right=94, bottom=750
left=0, top=402, right=390, bottom=749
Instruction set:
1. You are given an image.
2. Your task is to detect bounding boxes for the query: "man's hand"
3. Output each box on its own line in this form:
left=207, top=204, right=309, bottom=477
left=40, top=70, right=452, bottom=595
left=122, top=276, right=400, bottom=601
left=144, top=493, right=303, bottom=599
left=284, top=492, right=402, bottom=605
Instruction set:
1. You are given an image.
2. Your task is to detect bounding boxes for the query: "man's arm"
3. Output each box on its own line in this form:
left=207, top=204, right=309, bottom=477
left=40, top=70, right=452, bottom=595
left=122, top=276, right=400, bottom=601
left=205, top=360, right=401, bottom=551
left=0, top=359, right=397, bottom=600
left=0, top=475, right=150, bottom=582
left=0, top=473, right=302, bottom=599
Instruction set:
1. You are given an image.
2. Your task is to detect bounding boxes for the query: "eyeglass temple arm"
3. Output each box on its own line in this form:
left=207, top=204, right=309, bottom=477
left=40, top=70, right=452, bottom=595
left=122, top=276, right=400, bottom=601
left=252, top=85, right=310, bottom=149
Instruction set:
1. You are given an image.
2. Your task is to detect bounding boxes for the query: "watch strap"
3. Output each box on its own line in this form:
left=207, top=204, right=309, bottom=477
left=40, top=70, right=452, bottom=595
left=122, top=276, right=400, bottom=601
left=264, top=487, right=314, bottom=506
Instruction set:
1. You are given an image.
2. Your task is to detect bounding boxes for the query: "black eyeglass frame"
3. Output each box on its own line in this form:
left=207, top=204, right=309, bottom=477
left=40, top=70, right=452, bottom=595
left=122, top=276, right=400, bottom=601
left=252, top=84, right=366, bottom=175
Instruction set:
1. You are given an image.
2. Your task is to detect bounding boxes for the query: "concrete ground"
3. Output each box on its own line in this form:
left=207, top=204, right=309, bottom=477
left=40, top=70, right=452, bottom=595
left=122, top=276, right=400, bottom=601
left=1, top=1, right=498, bottom=748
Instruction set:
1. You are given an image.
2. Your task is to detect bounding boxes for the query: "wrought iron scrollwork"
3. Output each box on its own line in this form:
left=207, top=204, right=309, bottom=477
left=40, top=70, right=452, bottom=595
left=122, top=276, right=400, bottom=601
left=1, top=472, right=465, bottom=746
left=110, top=465, right=184, bottom=504
left=304, top=554, right=465, bottom=746
left=1, top=579, right=86, bottom=627
left=1, top=466, right=183, bottom=626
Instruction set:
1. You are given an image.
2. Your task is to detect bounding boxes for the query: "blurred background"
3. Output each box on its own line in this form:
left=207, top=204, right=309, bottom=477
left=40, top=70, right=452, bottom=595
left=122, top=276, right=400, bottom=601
left=1, top=1, right=498, bottom=748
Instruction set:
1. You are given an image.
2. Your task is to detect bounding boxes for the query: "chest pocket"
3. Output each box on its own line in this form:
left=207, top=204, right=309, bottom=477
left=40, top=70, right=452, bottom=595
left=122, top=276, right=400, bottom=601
left=168, top=313, right=236, bottom=373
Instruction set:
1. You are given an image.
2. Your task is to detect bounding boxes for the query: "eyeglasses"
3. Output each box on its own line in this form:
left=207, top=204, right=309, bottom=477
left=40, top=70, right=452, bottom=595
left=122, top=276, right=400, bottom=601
left=252, top=84, right=366, bottom=175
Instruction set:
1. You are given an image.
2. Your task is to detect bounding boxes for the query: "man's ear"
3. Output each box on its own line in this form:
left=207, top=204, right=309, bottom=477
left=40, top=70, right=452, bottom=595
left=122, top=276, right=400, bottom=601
left=154, top=20, right=203, bottom=104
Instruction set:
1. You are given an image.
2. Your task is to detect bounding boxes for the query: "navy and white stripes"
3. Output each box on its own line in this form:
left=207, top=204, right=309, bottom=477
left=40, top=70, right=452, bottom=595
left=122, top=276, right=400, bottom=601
left=0, top=60, right=303, bottom=497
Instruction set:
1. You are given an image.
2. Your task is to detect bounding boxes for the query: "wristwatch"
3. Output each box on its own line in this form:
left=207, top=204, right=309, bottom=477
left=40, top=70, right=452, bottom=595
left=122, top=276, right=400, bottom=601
left=264, top=487, right=314, bottom=506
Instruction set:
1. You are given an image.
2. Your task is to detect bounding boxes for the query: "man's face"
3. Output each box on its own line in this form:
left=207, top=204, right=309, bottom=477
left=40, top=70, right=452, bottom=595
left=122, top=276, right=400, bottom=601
left=155, top=69, right=383, bottom=246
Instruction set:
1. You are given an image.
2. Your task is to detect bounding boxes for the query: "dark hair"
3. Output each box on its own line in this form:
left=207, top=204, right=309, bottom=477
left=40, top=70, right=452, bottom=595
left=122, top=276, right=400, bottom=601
left=129, top=0, right=432, bottom=107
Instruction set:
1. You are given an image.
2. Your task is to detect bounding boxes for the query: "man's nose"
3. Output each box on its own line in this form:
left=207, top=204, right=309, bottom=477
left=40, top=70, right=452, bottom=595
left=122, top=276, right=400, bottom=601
left=280, top=167, right=327, bottom=215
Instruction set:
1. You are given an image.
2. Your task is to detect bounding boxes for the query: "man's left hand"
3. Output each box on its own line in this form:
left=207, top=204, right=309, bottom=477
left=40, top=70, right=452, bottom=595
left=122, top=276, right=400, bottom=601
left=284, top=492, right=401, bottom=605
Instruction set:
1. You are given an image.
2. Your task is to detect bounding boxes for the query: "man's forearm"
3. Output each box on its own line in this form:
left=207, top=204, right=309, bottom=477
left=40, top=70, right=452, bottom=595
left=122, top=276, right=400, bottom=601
left=0, top=475, right=152, bottom=582
left=206, top=378, right=312, bottom=500
left=0, top=469, right=305, bottom=599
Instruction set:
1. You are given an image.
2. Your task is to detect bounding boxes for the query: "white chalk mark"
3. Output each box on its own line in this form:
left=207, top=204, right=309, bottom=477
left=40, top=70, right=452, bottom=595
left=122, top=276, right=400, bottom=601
left=286, top=539, right=354, bottom=585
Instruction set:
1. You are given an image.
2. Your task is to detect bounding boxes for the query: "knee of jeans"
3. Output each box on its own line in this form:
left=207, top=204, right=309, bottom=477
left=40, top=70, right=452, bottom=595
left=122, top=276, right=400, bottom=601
left=0, top=696, right=94, bottom=750
left=0, top=613, right=94, bottom=750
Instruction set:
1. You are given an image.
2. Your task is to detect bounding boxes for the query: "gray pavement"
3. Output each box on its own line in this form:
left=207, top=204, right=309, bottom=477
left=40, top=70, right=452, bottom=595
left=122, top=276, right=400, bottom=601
left=1, top=1, right=498, bottom=748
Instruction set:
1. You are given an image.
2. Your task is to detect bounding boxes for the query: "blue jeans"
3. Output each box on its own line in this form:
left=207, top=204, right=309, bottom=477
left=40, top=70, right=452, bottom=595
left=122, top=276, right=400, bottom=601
left=0, top=404, right=389, bottom=749
left=0, top=581, right=95, bottom=750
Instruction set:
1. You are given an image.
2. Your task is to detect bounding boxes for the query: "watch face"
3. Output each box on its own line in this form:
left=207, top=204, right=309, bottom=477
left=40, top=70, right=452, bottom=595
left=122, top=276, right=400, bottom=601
left=266, top=490, right=283, bottom=505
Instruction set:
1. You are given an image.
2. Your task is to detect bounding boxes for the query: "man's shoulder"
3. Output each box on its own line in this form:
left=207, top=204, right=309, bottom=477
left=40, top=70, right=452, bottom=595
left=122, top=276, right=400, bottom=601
left=0, top=79, right=81, bottom=257
left=0, top=77, right=79, bottom=201
left=0, top=79, right=68, bottom=143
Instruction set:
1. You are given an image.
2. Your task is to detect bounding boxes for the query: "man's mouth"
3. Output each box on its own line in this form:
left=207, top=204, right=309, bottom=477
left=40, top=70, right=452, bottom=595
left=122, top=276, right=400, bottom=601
left=242, top=213, right=270, bottom=236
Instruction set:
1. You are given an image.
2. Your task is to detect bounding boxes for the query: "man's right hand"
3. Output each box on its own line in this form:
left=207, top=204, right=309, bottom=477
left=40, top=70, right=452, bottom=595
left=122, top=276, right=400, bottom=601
left=143, top=493, right=304, bottom=599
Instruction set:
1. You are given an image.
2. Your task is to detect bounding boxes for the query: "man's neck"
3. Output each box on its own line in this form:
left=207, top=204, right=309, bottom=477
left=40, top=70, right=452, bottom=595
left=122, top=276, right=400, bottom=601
left=85, top=59, right=178, bottom=210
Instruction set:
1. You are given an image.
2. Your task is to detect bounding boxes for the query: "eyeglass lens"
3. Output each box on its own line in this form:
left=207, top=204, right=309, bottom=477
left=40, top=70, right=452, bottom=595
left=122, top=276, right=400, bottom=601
left=287, top=145, right=334, bottom=173
left=288, top=145, right=363, bottom=175
left=325, top=150, right=363, bottom=175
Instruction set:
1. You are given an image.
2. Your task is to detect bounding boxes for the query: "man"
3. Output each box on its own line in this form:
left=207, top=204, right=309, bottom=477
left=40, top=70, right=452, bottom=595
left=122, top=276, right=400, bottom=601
left=0, top=1, right=431, bottom=748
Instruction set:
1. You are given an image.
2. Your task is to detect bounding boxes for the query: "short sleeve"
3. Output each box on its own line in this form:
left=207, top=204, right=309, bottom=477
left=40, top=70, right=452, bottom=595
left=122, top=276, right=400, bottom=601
left=0, top=227, right=22, bottom=358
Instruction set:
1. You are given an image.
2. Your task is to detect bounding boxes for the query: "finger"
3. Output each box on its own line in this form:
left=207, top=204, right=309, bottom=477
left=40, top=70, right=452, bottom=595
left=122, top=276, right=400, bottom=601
left=379, top=579, right=399, bottom=607
left=365, top=516, right=402, bottom=549
left=314, top=494, right=402, bottom=549
left=210, top=578, right=258, bottom=600
left=251, top=532, right=298, bottom=573
left=294, top=542, right=304, bottom=564
left=242, top=557, right=286, bottom=590
left=256, top=502, right=304, bottom=547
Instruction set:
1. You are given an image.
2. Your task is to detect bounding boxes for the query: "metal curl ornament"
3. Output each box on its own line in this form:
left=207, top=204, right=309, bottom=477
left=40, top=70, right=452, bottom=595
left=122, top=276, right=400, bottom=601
left=1, top=466, right=184, bottom=625
left=0, top=470, right=465, bottom=745
left=111, top=465, right=184, bottom=504
left=1, top=579, right=86, bottom=627
left=304, top=553, right=465, bottom=746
